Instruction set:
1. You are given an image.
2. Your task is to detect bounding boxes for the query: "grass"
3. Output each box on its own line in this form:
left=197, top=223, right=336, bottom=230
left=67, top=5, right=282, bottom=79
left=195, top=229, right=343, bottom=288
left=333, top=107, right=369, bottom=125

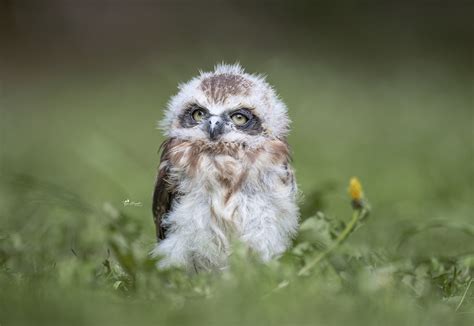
left=1, top=56, right=473, bottom=325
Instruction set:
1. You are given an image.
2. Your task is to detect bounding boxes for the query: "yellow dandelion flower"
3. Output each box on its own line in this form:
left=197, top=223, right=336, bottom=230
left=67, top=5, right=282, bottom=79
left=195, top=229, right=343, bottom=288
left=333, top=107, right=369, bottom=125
left=348, top=177, right=363, bottom=201
left=349, top=177, right=364, bottom=208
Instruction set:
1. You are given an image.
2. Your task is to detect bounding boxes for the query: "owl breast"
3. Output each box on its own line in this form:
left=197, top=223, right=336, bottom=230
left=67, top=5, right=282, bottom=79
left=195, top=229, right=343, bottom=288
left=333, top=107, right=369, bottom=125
left=156, top=138, right=298, bottom=271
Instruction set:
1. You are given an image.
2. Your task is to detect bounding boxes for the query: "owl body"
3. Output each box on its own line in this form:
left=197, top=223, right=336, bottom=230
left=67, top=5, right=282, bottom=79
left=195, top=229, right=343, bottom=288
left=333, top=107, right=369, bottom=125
left=152, top=64, right=299, bottom=271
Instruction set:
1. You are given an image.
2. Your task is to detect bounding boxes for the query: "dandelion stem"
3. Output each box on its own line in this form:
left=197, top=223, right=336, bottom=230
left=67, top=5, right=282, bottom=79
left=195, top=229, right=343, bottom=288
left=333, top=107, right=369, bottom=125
left=298, top=208, right=364, bottom=276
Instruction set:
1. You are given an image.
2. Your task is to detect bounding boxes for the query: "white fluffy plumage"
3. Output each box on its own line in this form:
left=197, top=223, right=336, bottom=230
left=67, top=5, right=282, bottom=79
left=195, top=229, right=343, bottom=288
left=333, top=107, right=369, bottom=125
left=151, top=64, right=299, bottom=272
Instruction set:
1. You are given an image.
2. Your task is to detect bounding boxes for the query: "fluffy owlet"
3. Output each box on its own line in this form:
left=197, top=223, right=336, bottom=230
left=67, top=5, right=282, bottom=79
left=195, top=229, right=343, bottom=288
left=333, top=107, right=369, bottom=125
left=152, top=64, right=299, bottom=271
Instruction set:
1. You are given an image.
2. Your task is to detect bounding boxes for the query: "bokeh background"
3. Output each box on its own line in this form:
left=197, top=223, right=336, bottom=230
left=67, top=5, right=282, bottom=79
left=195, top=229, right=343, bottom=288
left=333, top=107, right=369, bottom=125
left=1, top=1, right=473, bottom=325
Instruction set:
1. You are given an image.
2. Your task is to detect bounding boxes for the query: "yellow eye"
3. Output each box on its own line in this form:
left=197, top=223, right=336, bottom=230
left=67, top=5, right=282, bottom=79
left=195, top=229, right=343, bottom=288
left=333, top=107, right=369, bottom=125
left=192, top=109, right=205, bottom=122
left=231, top=113, right=249, bottom=126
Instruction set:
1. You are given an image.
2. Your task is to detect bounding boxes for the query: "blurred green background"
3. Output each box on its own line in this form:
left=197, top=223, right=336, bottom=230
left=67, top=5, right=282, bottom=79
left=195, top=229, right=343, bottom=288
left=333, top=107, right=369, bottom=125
left=1, top=1, right=473, bottom=325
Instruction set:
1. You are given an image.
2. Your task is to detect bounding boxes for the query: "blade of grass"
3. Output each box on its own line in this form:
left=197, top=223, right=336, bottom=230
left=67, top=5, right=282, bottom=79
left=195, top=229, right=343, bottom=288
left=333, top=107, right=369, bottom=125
left=455, top=278, right=473, bottom=312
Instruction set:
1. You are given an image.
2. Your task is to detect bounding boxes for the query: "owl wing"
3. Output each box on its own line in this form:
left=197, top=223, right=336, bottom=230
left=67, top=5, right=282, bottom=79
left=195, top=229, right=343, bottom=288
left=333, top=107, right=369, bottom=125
left=152, top=138, right=176, bottom=240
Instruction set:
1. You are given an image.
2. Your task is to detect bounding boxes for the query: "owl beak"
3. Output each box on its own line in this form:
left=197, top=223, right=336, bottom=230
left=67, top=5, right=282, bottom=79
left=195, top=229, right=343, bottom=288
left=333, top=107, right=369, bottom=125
left=207, top=116, right=224, bottom=141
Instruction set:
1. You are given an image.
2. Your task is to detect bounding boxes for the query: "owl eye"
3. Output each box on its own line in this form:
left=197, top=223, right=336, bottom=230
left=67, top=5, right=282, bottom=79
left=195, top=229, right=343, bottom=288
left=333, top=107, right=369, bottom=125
left=192, top=109, right=206, bottom=122
left=231, top=113, right=249, bottom=126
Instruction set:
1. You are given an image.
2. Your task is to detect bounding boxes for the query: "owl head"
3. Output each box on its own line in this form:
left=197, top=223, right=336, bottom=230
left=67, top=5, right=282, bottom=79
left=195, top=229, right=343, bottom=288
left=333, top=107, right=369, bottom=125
left=160, top=64, right=290, bottom=147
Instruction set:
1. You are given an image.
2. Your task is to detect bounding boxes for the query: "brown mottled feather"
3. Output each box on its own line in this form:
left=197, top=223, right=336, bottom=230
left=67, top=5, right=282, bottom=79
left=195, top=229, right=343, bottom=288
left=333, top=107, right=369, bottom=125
left=152, top=138, right=176, bottom=240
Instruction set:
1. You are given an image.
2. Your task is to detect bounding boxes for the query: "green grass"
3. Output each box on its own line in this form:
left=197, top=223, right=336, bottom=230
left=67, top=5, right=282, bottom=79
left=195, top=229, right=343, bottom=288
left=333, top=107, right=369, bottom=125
left=1, top=57, right=473, bottom=325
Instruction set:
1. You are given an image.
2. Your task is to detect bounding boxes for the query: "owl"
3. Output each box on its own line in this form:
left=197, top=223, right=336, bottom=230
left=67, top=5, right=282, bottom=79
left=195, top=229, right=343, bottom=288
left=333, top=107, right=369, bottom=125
left=151, top=64, right=299, bottom=272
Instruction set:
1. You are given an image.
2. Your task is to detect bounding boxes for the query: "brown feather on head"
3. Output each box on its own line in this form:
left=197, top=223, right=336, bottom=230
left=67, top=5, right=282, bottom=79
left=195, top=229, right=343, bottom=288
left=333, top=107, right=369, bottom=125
left=199, top=73, right=253, bottom=104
